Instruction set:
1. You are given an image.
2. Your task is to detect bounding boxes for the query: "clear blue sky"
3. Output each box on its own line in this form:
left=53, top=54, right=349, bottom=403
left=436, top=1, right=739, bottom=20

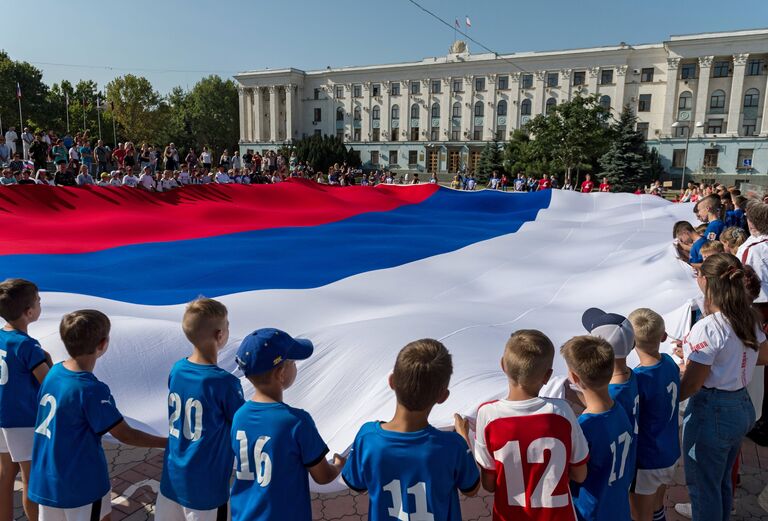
left=6, top=0, right=767, bottom=94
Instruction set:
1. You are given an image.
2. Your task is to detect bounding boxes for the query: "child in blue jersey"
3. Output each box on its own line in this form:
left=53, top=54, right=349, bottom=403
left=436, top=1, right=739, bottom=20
left=0, top=279, right=51, bottom=521
left=156, top=298, right=245, bottom=521
left=342, top=339, right=480, bottom=521
left=690, top=195, right=725, bottom=267
left=562, top=335, right=635, bottom=521
left=230, top=328, right=345, bottom=521
left=28, top=310, right=167, bottom=521
left=628, top=309, right=680, bottom=521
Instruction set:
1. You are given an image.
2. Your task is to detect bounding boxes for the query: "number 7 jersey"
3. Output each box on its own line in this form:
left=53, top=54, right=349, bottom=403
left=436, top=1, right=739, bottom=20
left=474, top=397, right=589, bottom=521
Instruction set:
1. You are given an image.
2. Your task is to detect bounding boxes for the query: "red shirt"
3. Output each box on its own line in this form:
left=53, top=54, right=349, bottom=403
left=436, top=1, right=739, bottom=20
left=581, top=180, right=594, bottom=193
left=599, top=182, right=611, bottom=192
left=112, top=148, right=127, bottom=165
left=538, top=178, right=552, bottom=190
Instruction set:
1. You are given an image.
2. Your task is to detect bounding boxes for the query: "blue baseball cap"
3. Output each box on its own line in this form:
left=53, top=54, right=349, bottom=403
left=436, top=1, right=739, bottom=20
left=235, top=328, right=314, bottom=376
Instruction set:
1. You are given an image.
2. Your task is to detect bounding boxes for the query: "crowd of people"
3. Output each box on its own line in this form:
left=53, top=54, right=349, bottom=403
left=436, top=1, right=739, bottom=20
left=2, top=191, right=768, bottom=521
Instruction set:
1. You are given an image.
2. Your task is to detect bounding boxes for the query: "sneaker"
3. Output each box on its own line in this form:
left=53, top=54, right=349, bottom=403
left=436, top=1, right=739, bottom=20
left=674, top=503, right=692, bottom=519
left=746, top=421, right=768, bottom=446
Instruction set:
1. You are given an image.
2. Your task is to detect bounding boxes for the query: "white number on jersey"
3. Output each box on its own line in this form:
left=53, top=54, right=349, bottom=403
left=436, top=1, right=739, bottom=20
left=666, top=382, right=678, bottom=421
left=608, top=431, right=632, bottom=485
left=632, top=395, right=640, bottom=434
left=0, top=349, right=7, bottom=385
left=35, top=394, right=57, bottom=438
left=168, top=393, right=203, bottom=441
left=234, top=430, right=273, bottom=487
left=493, top=437, right=569, bottom=508
left=382, top=479, right=435, bottom=521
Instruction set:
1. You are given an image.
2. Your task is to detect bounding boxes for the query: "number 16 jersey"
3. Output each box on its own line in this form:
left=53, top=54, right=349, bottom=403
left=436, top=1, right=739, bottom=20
left=474, top=397, right=589, bottom=521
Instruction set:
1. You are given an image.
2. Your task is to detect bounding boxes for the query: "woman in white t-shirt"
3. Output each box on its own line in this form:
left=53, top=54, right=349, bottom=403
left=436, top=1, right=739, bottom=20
left=681, top=252, right=768, bottom=520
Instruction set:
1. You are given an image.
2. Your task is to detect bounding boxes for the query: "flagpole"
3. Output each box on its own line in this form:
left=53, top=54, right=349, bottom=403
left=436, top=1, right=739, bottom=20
left=65, top=94, right=70, bottom=134
left=111, top=102, right=117, bottom=147
left=96, top=99, right=103, bottom=140
left=82, top=96, right=87, bottom=132
left=17, top=87, right=23, bottom=132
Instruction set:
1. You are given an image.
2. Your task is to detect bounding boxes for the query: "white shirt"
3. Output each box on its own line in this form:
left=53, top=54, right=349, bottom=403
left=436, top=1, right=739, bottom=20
left=4, top=130, right=17, bottom=145
left=215, top=172, right=231, bottom=184
left=159, top=178, right=178, bottom=191
left=684, top=311, right=766, bottom=391
left=200, top=152, right=212, bottom=164
left=76, top=173, right=94, bottom=185
left=68, top=147, right=79, bottom=161
left=22, top=132, right=34, bottom=145
left=178, top=171, right=191, bottom=185
left=122, top=175, right=138, bottom=187
left=736, top=234, right=768, bottom=303
left=109, top=177, right=122, bottom=187
left=139, top=173, right=155, bottom=190
left=231, top=156, right=242, bottom=169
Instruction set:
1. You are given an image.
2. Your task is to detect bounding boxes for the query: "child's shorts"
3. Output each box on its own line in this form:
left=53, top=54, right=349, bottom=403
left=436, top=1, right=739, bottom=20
left=39, top=492, right=111, bottom=521
left=0, top=427, right=34, bottom=462
left=631, top=463, right=678, bottom=495
left=155, top=491, right=228, bottom=521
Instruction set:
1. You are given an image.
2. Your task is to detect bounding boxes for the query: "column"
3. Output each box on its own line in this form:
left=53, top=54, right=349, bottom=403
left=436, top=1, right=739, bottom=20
left=346, top=83, right=353, bottom=141
left=693, top=56, right=713, bottom=136
left=761, top=77, right=768, bottom=136
left=381, top=82, right=391, bottom=141
left=509, top=73, right=521, bottom=129
left=614, top=66, right=628, bottom=114
left=402, top=82, right=411, bottom=141
left=727, top=54, right=749, bottom=136
left=268, top=86, right=279, bottom=142
left=440, top=78, right=451, bottom=141
left=534, top=71, right=546, bottom=115
left=560, top=69, right=572, bottom=101
left=486, top=74, right=497, bottom=139
left=587, top=67, right=600, bottom=96
left=252, top=88, right=262, bottom=142
left=238, top=87, right=246, bottom=142
left=462, top=75, right=474, bottom=140
left=362, top=82, right=371, bottom=142
left=661, top=58, right=681, bottom=137
left=285, top=84, right=294, bottom=143
left=421, top=79, right=431, bottom=141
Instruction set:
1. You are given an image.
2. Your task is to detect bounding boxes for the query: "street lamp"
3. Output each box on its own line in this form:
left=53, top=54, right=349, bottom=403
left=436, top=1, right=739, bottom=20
left=671, top=121, right=704, bottom=190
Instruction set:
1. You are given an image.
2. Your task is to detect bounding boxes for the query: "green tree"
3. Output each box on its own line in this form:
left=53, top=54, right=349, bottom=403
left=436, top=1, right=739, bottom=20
left=181, top=75, right=238, bottom=156
left=476, top=136, right=504, bottom=182
left=105, top=74, right=165, bottom=144
left=503, top=128, right=550, bottom=177
left=0, top=51, right=49, bottom=132
left=524, top=94, right=612, bottom=183
left=293, top=134, right=360, bottom=173
left=599, top=106, right=653, bottom=192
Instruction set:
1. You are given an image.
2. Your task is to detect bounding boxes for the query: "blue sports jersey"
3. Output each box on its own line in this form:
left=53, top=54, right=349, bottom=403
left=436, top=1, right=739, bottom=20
left=703, top=219, right=725, bottom=241
left=342, top=421, right=479, bottom=521
left=608, top=372, right=639, bottom=436
left=571, top=404, right=634, bottom=521
left=230, top=401, right=329, bottom=521
left=633, top=354, right=681, bottom=469
left=0, top=329, right=47, bottom=428
left=160, top=359, right=245, bottom=510
left=725, top=209, right=746, bottom=230
left=28, top=363, right=123, bottom=508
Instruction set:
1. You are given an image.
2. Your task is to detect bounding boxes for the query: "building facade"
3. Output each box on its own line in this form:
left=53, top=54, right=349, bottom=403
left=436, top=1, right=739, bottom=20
left=235, top=29, right=768, bottom=184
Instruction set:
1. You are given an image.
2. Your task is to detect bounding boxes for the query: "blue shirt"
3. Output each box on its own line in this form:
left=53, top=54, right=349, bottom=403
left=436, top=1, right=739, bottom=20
left=703, top=219, right=725, bottom=242
left=160, top=359, right=245, bottom=510
left=342, top=421, right=479, bottom=521
left=0, top=329, right=47, bottom=428
left=571, top=404, right=634, bottom=521
left=725, top=209, right=746, bottom=231
left=28, top=363, right=123, bottom=508
left=608, top=371, right=639, bottom=436
left=230, top=401, right=329, bottom=521
left=633, top=354, right=681, bottom=470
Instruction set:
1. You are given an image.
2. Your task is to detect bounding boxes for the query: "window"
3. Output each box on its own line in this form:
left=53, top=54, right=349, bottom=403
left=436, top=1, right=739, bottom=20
left=410, top=127, right=420, bottom=141
left=638, top=94, right=652, bottom=112
left=496, top=126, right=506, bottom=141
left=372, top=128, right=380, bottom=142
left=353, top=84, right=362, bottom=98
left=410, top=104, right=419, bottom=119
left=521, top=74, right=533, bottom=89
left=431, top=103, right=440, bottom=118
left=313, top=108, right=322, bottom=122
left=473, top=127, right=483, bottom=140
left=498, top=75, right=509, bottom=90
left=712, top=61, right=730, bottom=78
left=408, top=151, right=418, bottom=165
left=545, top=97, right=556, bottom=114
left=430, top=127, right=439, bottom=141
left=336, top=107, right=344, bottom=121
left=672, top=149, right=686, bottom=168
left=674, top=125, right=689, bottom=138
left=710, top=90, right=726, bottom=112
left=475, top=77, right=486, bottom=91
left=313, top=88, right=320, bottom=100
left=520, top=98, right=532, bottom=116
left=743, top=120, right=757, bottom=136
left=431, top=80, right=441, bottom=94
left=389, top=151, right=398, bottom=164
left=680, top=63, right=697, bottom=80
left=452, top=102, right=461, bottom=118
left=391, top=129, right=399, bottom=141
left=546, top=72, right=559, bottom=87
left=451, top=128, right=461, bottom=141
left=335, top=85, right=344, bottom=98
left=410, top=81, right=420, bottom=95
left=747, top=59, right=763, bottom=76
left=452, top=79, right=463, bottom=92
left=353, top=106, right=361, bottom=122
left=600, top=69, right=614, bottom=85
left=497, top=100, right=507, bottom=117
left=474, top=101, right=484, bottom=117
left=640, top=68, right=654, bottom=82
left=391, top=105, right=400, bottom=120
left=678, top=91, right=693, bottom=110
left=703, top=148, right=719, bottom=168
left=370, top=151, right=379, bottom=165
left=391, top=82, right=400, bottom=96
left=744, top=88, right=760, bottom=108
left=573, top=71, right=586, bottom=86
left=372, top=83, right=381, bottom=97
left=314, top=129, right=322, bottom=137
left=336, top=129, right=344, bottom=140
left=353, top=129, right=361, bottom=141
left=372, top=106, right=380, bottom=120
left=707, top=119, right=724, bottom=134
left=599, top=95, right=611, bottom=110
left=636, top=122, right=649, bottom=140
left=737, top=149, right=754, bottom=168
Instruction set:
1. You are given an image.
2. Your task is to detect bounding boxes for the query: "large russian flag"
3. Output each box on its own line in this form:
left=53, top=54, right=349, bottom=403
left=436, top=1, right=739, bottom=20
left=0, top=181, right=697, bottom=486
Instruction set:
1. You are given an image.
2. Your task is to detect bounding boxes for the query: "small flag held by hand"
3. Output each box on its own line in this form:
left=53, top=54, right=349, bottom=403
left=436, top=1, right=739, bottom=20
left=465, top=16, right=472, bottom=28
left=16, top=83, right=21, bottom=99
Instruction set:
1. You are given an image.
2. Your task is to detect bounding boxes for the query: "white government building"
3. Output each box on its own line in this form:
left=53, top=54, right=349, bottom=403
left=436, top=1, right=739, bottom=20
left=235, top=28, right=768, bottom=183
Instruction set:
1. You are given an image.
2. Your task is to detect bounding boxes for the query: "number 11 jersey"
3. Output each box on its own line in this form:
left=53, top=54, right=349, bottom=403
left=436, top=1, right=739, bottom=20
left=474, top=397, right=589, bottom=521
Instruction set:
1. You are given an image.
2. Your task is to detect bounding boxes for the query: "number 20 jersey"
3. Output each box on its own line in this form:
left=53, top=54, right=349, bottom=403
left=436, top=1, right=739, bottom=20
left=474, top=397, right=589, bottom=521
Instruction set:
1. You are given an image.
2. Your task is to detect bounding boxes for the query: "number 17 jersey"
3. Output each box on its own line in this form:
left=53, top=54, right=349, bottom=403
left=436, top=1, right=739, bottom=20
left=474, top=397, right=589, bottom=521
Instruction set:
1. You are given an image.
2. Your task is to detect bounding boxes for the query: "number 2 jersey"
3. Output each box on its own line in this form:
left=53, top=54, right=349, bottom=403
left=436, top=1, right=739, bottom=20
left=159, top=358, right=244, bottom=510
left=474, top=397, right=589, bottom=521
left=341, top=421, right=479, bottom=521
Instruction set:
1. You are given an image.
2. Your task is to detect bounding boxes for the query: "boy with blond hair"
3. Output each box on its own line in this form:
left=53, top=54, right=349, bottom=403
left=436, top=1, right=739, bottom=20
left=474, top=330, right=588, bottom=521
left=342, top=339, right=479, bottom=520
left=627, top=309, right=680, bottom=521
left=156, top=298, right=245, bottom=521
left=561, top=336, right=635, bottom=521
left=700, top=240, right=725, bottom=260
left=230, top=328, right=345, bottom=520
left=28, top=310, right=166, bottom=521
